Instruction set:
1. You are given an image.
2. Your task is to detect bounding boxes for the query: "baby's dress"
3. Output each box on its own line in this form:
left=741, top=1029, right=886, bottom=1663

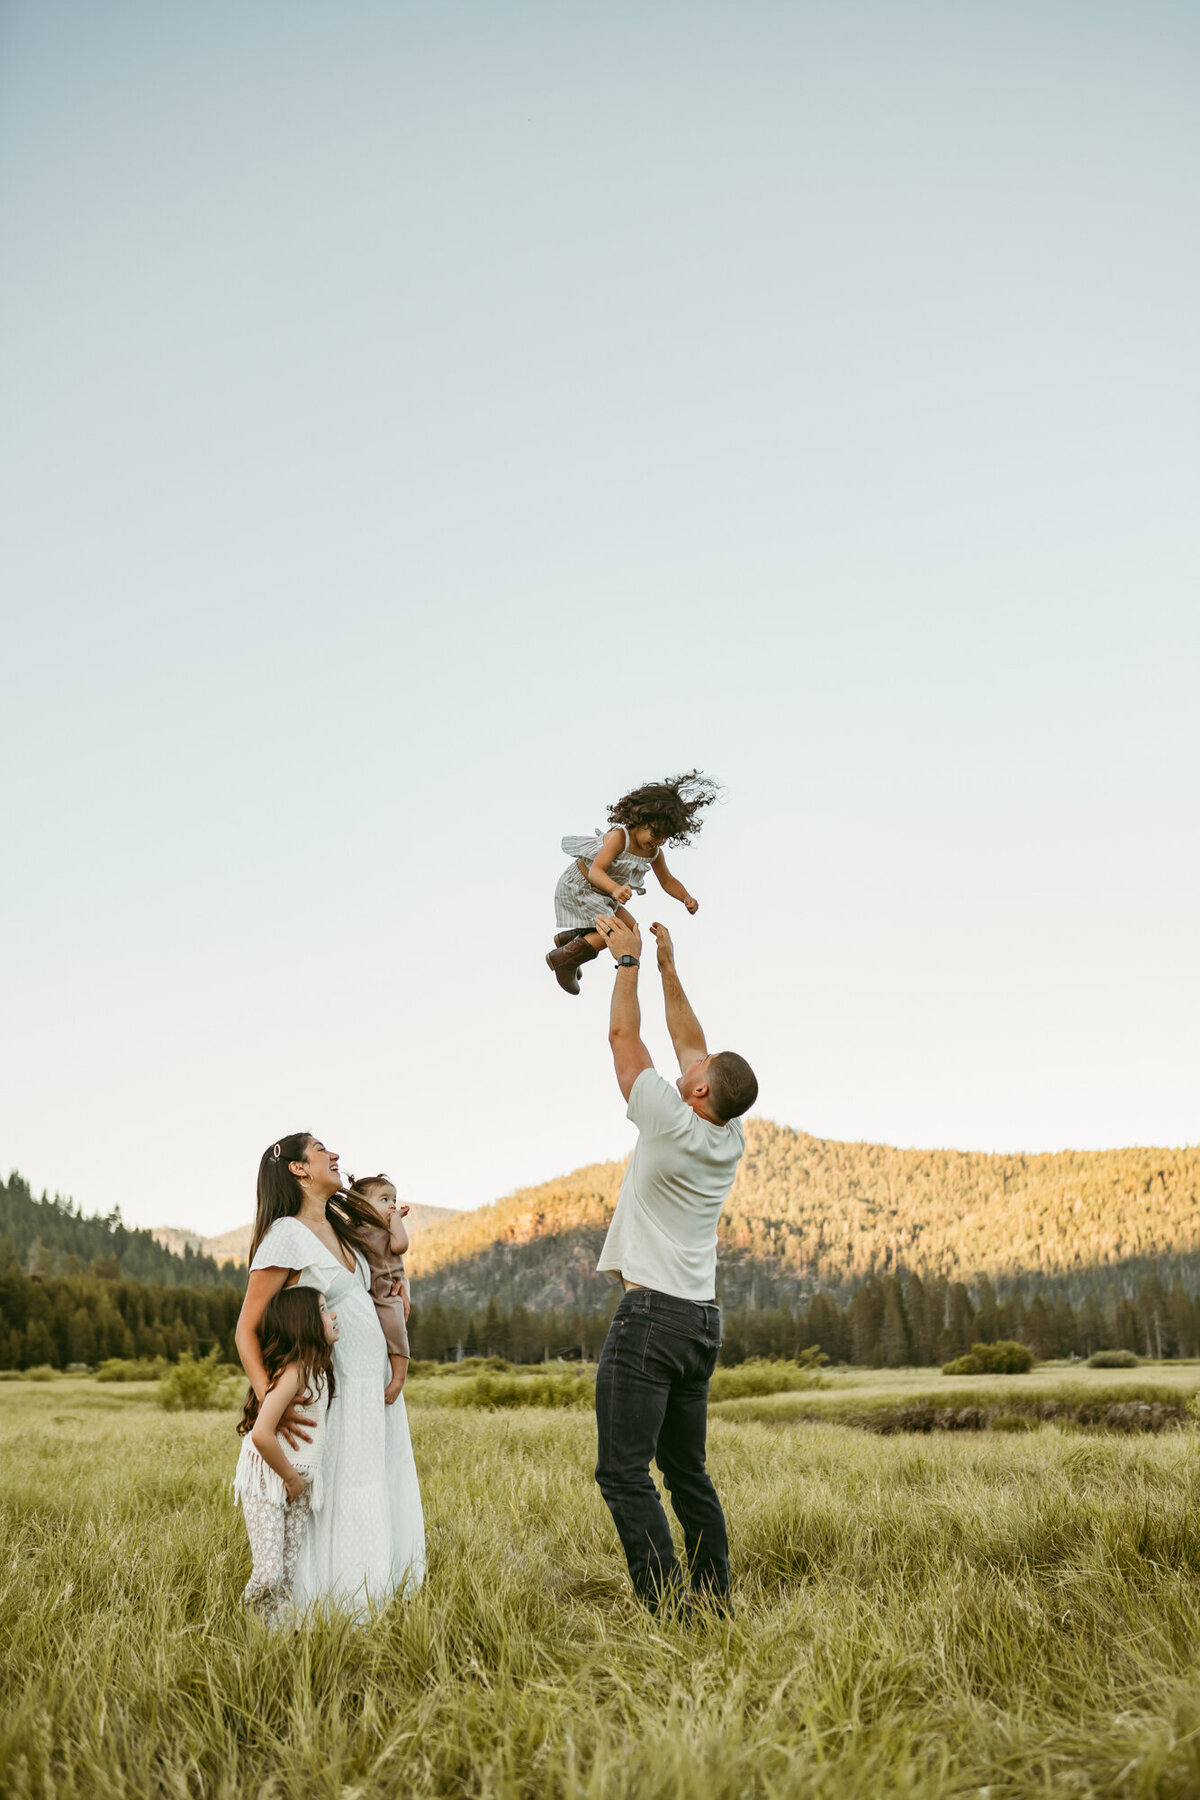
left=357, top=1220, right=410, bottom=1360
left=554, top=826, right=660, bottom=931
left=233, top=1381, right=329, bottom=1628
left=248, top=1215, right=425, bottom=1617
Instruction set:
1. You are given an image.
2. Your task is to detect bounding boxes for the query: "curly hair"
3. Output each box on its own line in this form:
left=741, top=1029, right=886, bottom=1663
left=607, top=770, right=721, bottom=847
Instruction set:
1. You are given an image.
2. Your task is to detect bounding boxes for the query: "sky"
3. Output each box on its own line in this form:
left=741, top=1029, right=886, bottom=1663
left=2, top=0, right=1198, bottom=1239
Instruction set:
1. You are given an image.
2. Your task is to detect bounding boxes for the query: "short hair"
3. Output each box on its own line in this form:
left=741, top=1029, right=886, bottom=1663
left=707, top=1051, right=758, bottom=1121
left=346, top=1172, right=392, bottom=1200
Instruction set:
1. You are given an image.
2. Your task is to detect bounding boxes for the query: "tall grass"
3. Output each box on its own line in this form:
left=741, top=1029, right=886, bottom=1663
left=5, top=1379, right=1200, bottom=1796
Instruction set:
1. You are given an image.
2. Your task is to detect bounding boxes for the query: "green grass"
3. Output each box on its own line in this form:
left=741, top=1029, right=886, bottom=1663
left=6, top=1375, right=1200, bottom=1796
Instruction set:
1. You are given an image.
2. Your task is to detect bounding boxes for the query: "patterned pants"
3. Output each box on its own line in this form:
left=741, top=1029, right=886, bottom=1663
left=241, top=1491, right=312, bottom=1628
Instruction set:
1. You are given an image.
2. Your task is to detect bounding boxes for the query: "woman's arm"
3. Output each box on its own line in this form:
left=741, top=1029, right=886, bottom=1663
left=250, top=1365, right=308, bottom=1499
left=586, top=829, right=634, bottom=903
left=236, top=1267, right=292, bottom=1399
left=651, top=850, right=698, bottom=913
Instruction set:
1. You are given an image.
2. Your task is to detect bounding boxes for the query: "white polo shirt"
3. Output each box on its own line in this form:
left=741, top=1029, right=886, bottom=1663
left=597, top=1068, right=745, bottom=1302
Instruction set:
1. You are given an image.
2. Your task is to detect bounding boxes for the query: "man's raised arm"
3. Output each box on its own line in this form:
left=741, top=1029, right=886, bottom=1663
left=595, top=913, right=654, bottom=1101
left=650, top=923, right=707, bottom=1074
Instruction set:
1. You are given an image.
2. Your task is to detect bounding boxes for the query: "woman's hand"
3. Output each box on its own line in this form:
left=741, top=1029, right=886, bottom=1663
left=278, top=1403, right=315, bottom=1453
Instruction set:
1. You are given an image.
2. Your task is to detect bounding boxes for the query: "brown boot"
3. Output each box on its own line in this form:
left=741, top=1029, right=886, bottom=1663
left=553, top=928, right=588, bottom=948
left=545, top=935, right=601, bottom=995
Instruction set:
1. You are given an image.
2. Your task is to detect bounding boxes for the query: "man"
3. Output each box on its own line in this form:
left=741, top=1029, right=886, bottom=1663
left=591, top=910, right=758, bottom=1613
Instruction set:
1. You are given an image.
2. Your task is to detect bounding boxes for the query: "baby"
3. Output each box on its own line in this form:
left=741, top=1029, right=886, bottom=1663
left=346, top=1173, right=410, bottom=1404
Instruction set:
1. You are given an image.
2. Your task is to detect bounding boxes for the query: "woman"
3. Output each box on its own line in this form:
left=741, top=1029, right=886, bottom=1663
left=234, top=1132, right=424, bottom=1615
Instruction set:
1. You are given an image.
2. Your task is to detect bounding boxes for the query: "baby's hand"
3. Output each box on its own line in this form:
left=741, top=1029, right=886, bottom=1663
left=398, top=1203, right=410, bottom=1217
left=285, top=1471, right=309, bottom=1503
left=613, top=884, right=633, bottom=906
left=684, top=895, right=699, bottom=915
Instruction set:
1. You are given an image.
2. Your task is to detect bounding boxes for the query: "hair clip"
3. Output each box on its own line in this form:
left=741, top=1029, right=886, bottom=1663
left=272, top=1143, right=281, bottom=1160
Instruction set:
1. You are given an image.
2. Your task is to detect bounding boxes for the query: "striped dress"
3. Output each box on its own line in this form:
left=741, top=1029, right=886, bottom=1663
left=554, top=826, right=659, bottom=931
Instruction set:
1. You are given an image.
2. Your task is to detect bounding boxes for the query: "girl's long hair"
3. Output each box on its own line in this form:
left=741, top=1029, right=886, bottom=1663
left=238, top=1286, right=336, bottom=1437
left=250, top=1132, right=382, bottom=1265
left=608, top=769, right=721, bottom=846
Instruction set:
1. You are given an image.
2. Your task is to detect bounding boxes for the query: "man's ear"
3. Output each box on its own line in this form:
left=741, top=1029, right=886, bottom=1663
left=692, top=1081, right=709, bottom=1100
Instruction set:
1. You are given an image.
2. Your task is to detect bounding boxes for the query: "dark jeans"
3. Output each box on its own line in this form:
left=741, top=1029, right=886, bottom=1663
left=594, top=1287, right=730, bottom=1609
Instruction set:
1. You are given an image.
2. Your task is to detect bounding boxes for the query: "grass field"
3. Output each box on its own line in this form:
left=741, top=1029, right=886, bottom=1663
left=6, top=1369, right=1200, bottom=1798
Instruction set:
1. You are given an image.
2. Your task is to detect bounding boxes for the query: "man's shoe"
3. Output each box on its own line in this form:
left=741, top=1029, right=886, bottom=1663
left=545, top=936, right=601, bottom=995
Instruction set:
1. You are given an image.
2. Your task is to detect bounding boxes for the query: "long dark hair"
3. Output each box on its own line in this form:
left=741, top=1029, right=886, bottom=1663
left=608, top=770, right=721, bottom=846
left=250, top=1132, right=382, bottom=1264
left=238, top=1286, right=336, bottom=1437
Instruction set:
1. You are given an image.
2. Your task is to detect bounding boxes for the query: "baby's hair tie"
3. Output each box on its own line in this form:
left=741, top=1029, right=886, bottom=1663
left=272, top=1143, right=282, bottom=1160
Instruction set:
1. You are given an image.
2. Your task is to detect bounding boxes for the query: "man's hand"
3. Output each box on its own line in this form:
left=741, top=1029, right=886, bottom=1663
left=684, top=895, right=699, bottom=915
left=594, top=914, right=643, bottom=962
left=651, top=921, right=675, bottom=969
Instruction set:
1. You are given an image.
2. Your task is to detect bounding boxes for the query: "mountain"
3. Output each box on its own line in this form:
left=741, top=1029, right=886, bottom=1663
left=0, top=1172, right=238, bottom=1289
left=152, top=1203, right=463, bottom=1268
left=405, top=1121, right=1200, bottom=1313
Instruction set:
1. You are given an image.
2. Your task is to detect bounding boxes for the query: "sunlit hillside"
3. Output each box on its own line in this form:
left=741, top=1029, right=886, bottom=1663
left=406, top=1121, right=1200, bottom=1311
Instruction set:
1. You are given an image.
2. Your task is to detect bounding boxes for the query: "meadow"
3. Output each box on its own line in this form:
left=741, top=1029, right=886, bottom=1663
left=6, top=1369, right=1200, bottom=1798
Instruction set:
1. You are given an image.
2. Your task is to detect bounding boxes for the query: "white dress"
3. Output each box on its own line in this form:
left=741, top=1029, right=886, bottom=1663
left=249, top=1215, right=425, bottom=1616
left=554, top=826, right=660, bottom=931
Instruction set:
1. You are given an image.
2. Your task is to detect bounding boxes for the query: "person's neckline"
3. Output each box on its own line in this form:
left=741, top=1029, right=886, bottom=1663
left=293, top=1214, right=357, bottom=1274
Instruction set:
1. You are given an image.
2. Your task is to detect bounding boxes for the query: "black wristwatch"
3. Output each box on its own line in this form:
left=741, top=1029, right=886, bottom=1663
left=616, top=954, right=640, bottom=968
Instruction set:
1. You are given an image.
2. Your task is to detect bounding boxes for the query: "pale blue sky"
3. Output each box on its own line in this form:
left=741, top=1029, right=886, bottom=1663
left=3, top=1, right=1198, bottom=1236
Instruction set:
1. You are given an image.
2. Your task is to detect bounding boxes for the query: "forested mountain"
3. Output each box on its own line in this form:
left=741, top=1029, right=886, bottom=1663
left=408, top=1121, right=1200, bottom=1312
left=0, top=1173, right=239, bottom=1289
left=152, top=1204, right=462, bottom=1267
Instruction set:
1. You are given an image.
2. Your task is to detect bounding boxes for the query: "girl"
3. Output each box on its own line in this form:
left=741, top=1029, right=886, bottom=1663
left=233, top=1284, right=338, bottom=1627
left=546, top=770, right=719, bottom=995
left=345, top=1172, right=411, bottom=1406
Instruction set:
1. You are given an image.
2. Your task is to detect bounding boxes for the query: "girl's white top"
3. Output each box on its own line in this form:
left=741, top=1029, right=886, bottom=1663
left=233, top=1377, right=330, bottom=1513
left=555, top=825, right=660, bottom=929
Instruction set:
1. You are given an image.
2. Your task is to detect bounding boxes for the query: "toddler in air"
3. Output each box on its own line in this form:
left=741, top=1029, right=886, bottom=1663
left=546, top=770, right=719, bottom=995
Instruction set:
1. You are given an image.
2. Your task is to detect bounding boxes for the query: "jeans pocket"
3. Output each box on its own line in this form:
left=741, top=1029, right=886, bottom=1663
left=640, top=1322, right=691, bottom=1381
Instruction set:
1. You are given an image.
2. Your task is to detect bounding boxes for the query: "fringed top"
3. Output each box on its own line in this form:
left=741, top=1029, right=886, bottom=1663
left=232, top=1381, right=330, bottom=1514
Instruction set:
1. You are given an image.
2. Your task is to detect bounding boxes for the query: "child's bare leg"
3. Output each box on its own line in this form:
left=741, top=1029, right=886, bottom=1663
left=384, top=1354, right=409, bottom=1405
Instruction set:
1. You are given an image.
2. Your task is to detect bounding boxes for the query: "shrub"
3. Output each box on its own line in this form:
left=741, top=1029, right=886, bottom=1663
left=709, top=1352, right=828, bottom=1402
left=24, top=1365, right=59, bottom=1382
left=95, top=1358, right=168, bottom=1382
left=943, top=1341, right=1034, bottom=1376
left=443, top=1372, right=594, bottom=1410
left=1087, top=1349, right=1140, bottom=1369
left=156, top=1351, right=235, bottom=1412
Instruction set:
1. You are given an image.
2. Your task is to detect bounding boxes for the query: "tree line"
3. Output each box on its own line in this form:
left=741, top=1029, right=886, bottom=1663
left=4, top=1253, right=1199, bottom=1372
left=0, top=1260, right=245, bottom=1369
left=412, top=1268, right=1200, bottom=1368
